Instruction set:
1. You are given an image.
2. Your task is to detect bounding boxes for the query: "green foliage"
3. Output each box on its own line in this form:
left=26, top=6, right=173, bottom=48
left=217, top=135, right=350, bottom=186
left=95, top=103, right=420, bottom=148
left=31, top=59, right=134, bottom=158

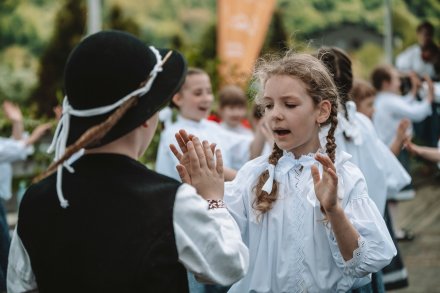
left=262, top=9, right=289, bottom=55
left=105, top=4, right=140, bottom=36
left=29, top=0, right=86, bottom=117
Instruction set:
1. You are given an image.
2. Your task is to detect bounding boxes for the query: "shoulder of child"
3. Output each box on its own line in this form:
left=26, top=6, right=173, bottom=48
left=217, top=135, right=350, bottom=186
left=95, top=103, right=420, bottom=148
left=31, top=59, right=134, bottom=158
left=335, top=151, right=369, bottom=201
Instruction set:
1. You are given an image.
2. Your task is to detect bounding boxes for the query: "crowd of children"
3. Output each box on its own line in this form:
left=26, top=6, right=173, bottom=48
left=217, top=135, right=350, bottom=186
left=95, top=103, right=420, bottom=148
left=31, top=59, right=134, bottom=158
left=2, top=20, right=439, bottom=293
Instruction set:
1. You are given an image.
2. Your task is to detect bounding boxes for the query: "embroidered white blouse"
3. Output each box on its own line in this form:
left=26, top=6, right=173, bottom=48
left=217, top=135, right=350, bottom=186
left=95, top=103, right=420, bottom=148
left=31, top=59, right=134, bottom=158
left=156, top=115, right=251, bottom=179
left=333, top=102, right=411, bottom=215
left=224, top=150, right=396, bottom=293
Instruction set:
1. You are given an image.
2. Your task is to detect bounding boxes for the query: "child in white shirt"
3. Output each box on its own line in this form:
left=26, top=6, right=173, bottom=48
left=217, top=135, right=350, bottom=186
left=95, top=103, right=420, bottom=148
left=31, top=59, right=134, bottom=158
left=172, top=53, right=396, bottom=292
left=156, top=68, right=250, bottom=180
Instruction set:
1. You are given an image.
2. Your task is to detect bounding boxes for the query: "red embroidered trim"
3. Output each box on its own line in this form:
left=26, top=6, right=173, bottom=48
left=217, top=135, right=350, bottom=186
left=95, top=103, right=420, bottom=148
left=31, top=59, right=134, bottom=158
left=207, top=199, right=226, bottom=210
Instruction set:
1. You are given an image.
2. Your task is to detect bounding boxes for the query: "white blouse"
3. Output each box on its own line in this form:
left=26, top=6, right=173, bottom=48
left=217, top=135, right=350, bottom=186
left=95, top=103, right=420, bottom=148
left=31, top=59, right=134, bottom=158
left=224, top=150, right=396, bottom=293
left=334, top=102, right=411, bottom=214
left=156, top=116, right=251, bottom=179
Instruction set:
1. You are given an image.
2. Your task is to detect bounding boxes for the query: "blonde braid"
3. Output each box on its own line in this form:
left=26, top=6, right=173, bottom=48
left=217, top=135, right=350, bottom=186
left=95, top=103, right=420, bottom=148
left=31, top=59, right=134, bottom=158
left=252, top=143, right=283, bottom=218
left=325, top=102, right=338, bottom=163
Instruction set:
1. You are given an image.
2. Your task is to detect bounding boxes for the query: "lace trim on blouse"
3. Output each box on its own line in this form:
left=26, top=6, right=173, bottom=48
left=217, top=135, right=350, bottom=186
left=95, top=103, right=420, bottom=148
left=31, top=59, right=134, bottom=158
left=344, top=237, right=367, bottom=276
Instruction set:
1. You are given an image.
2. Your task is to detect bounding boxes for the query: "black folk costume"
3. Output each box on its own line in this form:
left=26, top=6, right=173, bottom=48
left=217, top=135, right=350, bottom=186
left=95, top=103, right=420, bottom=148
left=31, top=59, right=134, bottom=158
left=7, top=31, right=248, bottom=293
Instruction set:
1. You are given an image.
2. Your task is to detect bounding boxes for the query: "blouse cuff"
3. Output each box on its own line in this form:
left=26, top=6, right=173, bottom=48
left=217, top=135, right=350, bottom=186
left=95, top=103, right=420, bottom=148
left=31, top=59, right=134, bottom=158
left=343, top=237, right=367, bottom=276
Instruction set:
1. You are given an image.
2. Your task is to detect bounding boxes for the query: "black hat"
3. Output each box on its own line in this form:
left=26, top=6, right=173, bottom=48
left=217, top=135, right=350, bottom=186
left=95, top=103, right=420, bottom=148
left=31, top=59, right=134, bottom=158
left=63, top=30, right=187, bottom=146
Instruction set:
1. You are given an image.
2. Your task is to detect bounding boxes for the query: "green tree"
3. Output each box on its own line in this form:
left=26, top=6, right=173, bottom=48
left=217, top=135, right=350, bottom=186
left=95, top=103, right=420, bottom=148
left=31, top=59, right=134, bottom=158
left=106, top=4, right=140, bottom=37
left=29, top=0, right=86, bottom=117
left=262, top=9, right=289, bottom=54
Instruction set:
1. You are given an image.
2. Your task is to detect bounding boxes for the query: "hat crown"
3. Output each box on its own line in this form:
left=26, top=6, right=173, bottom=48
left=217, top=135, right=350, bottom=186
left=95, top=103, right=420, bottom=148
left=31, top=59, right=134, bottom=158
left=64, top=30, right=153, bottom=110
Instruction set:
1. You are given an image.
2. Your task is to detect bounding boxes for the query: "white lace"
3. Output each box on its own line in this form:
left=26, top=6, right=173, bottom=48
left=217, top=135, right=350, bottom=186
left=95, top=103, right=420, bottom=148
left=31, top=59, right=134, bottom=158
left=344, top=237, right=367, bottom=276
left=47, top=46, right=164, bottom=208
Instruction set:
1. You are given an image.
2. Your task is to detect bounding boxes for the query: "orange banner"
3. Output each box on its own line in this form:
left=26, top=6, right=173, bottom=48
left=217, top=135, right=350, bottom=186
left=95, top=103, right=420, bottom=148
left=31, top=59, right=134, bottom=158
left=217, top=0, right=276, bottom=86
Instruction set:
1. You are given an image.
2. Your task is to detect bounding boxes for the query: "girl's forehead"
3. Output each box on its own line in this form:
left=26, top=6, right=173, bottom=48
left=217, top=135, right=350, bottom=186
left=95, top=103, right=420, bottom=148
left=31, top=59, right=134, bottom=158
left=183, top=73, right=211, bottom=88
left=264, top=75, right=309, bottom=96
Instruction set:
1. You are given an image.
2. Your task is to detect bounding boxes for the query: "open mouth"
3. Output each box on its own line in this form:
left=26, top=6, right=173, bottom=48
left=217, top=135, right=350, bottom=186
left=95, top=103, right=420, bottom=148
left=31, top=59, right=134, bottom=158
left=273, top=129, right=291, bottom=136
left=198, top=106, right=209, bottom=112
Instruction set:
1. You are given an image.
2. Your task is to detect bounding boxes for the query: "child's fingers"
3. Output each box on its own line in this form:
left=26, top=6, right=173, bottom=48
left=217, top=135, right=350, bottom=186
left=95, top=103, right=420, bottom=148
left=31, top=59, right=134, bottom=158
left=175, top=133, right=188, bottom=153
left=179, top=129, right=192, bottom=144
left=176, top=164, right=191, bottom=184
left=203, top=140, right=215, bottom=169
left=215, top=149, right=224, bottom=176
left=311, top=165, right=320, bottom=186
left=326, top=167, right=338, bottom=185
left=187, top=141, right=201, bottom=174
left=210, top=143, right=217, bottom=154
left=191, top=137, right=207, bottom=169
left=170, top=144, right=183, bottom=161
left=315, top=154, right=336, bottom=173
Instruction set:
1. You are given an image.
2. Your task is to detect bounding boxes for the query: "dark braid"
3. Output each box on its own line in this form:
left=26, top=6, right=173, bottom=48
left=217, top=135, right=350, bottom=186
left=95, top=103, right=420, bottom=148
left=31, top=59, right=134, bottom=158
left=315, top=47, right=353, bottom=121
left=253, top=143, right=283, bottom=218
left=33, top=96, right=139, bottom=183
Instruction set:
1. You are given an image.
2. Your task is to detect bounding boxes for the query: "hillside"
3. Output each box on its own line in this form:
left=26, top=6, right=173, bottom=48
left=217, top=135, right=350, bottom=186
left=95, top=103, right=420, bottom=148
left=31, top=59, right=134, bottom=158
left=0, top=0, right=439, bottom=104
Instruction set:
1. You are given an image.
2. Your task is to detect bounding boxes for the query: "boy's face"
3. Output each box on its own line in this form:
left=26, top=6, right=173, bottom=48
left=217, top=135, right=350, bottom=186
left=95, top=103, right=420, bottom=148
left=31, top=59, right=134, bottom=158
left=219, top=105, right=247, bottom=128
left=357, top=95, right=375, bottom=120
left=173, top=73, right=213, bottom=121
left=383, top=68, right=401, bottom=94
left=417, top=28, right=433, bottom=46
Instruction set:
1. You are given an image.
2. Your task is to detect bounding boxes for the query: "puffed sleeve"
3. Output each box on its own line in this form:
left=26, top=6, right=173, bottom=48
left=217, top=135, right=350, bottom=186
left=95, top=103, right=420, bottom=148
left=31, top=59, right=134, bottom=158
left=326, top=164, right=397, bottom=278
left=7, top=229, right=38, bottom=293
left=0, top=138, right=28, bottom=163
left=173, top=184, right=249, bottom=285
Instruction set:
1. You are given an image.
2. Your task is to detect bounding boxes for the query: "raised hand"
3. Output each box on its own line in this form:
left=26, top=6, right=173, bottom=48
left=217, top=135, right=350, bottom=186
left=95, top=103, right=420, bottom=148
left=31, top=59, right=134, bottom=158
left=175, top=136, right=224, bottom=200
left=311, top=153, right=339, bottom=214
left=170, top=129, right=216, bottom=184
left=2, top=101, right=23, bottom=123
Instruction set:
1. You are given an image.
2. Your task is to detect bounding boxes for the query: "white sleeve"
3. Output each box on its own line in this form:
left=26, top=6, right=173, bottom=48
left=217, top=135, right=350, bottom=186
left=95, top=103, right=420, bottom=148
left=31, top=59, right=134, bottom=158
left=326, top=173, right=397, bottom=278
left=396, top=48, right=413, bottom=72
left=387, top=98, right=432, bottom=122
left=0, top=138, right=28, bottom=163
left=155, top=132, right=180, bottom=181
left=7, top=229, right=39, bottom=293
left=173, top=184, right=249, bottom=286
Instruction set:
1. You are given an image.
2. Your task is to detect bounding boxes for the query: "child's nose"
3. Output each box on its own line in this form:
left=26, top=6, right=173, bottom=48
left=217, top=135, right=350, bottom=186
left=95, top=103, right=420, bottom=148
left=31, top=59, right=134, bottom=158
left=203, top=92, right=214, bottom=102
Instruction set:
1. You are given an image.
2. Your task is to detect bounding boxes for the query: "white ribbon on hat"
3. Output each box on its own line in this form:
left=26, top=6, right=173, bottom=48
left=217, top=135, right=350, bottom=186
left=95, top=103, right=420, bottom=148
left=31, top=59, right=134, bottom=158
left=261, top=153, right=317, bottom=194
left=47, top=46, right=164, bottom=208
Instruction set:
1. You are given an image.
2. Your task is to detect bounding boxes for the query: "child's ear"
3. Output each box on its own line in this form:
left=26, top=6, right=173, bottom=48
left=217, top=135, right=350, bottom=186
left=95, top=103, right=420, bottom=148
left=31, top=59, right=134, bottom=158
left=172, top=93, right=182, bottom=107
left=316, top=100, right=331, bottom=124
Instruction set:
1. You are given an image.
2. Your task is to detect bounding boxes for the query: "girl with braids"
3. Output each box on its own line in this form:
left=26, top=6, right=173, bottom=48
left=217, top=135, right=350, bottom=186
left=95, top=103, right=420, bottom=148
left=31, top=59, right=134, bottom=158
left=317, top=47, right=412, bottom=291
left=172, top=52, right=396, bottom=292
left=316, top=47, right=411, bottom=217
left=7, top=31, right=248, bottom=293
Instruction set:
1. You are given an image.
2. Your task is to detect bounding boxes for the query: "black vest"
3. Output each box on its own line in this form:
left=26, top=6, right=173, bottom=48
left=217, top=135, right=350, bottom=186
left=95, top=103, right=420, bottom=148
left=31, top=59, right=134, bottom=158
left=17, top=154, right=189, bottom=293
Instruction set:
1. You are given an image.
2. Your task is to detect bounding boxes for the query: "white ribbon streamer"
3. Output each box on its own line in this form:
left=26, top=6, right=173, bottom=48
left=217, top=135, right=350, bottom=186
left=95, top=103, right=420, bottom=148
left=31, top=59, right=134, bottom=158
left=47, top=46, right=164, bottom=208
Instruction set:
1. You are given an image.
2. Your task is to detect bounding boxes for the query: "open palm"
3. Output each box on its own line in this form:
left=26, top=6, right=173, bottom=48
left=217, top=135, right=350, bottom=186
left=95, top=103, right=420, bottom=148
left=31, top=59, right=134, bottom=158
left=311, top=154, right=339, bottom=214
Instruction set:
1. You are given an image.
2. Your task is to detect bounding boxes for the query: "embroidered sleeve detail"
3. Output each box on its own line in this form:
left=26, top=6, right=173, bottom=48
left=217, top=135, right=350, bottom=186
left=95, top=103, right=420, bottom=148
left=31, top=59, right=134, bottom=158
left=343, top=237, right=367, bottom=276
left=207, top=199, right=226, bottom=210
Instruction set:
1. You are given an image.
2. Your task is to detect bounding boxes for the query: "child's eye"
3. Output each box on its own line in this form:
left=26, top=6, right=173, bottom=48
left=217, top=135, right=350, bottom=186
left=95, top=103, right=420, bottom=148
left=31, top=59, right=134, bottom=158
left=286, top=104, right=297, bottom=108
left=265, top=104, right=274, bottom=110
